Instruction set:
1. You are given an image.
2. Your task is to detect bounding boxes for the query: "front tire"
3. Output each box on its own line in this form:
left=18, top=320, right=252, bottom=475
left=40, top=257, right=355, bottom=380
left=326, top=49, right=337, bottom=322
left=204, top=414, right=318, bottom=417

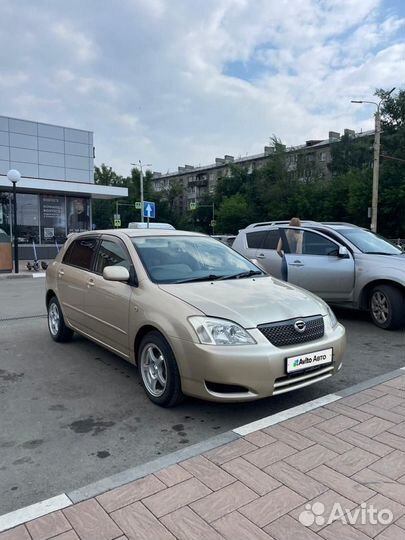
left=138, top=331, right=183, bottom=407
left=47, top=296, right=74, bottom=342
left=369, top=284, right=405, bottom=330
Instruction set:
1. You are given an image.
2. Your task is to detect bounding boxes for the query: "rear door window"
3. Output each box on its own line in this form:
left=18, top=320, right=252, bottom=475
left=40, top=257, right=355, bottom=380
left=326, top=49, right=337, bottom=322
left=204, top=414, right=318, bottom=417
left=246, top=230, right=267, bottom=249
left=262, top=230, right=280, bottom=250
left=63, top=237, right=97, bottom=270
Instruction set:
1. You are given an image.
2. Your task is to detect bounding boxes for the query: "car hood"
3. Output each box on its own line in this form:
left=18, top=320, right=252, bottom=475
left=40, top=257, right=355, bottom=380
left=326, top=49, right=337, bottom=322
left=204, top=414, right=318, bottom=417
left=159, top=276, right=328, bottom=328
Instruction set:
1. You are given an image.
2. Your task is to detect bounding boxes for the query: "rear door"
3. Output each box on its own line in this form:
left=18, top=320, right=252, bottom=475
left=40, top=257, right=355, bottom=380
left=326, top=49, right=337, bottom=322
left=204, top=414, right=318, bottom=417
left=280, top=227, right=355, bottom=301
left=242, top=229, right=267, bottom=263
left=57, top=236, right=98, bottom=327
left=255, top=229, right=282, bottom=277
left=84, top=235, right=133, bottom=357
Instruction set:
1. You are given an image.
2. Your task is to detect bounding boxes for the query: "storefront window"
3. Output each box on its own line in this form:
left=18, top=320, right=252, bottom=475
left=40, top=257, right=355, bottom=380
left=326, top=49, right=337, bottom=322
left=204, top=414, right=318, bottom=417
left=0, top=192, right=11, bottom=238
left=67, top=197, right=90, bottom=234
left=40, top=194, right=67, bottom=244
left=16, top=193, right=40, bottom=244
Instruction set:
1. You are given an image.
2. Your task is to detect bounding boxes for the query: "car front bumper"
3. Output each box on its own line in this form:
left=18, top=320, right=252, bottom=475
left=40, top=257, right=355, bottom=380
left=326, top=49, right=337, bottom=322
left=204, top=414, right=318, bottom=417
left=170, top=322, right=346, bottom=402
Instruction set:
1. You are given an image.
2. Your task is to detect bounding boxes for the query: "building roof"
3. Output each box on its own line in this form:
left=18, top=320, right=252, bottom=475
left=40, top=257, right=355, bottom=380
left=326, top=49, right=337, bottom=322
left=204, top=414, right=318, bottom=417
left=153, top=129, right=374, bottom=180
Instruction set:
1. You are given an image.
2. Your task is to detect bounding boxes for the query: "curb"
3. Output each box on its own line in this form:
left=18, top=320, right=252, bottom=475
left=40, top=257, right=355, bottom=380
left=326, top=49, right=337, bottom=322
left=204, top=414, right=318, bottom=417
left=1, top=367, right=403, bottom=533
left=0, top=272, right=46, bottom=280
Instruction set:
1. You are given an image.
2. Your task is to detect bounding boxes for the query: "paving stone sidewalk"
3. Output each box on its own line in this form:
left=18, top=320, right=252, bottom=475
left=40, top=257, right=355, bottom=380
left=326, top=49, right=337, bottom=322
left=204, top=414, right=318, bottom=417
left=2, top=375, right=405, bottom=540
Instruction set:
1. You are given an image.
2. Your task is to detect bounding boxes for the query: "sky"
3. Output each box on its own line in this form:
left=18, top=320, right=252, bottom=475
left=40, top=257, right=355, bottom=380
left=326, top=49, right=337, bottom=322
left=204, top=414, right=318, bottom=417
left=1, top=0, right=404, bottom=176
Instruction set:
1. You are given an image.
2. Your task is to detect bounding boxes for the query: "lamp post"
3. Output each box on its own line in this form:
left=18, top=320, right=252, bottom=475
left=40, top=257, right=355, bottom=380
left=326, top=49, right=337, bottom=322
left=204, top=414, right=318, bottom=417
left=7, top=169, right=21, bottom=273
left=351, top=87, right=395, bottom=233
left=131, top=161, right=152, bottom=222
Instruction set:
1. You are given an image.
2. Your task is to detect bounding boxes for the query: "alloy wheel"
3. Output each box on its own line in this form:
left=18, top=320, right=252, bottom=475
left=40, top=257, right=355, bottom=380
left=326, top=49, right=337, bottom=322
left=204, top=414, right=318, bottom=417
left=140, top=344, right=167, bottom=397
left=48, top=302, right=60, bottom=336
left=371, top=290, right=389, bottom=325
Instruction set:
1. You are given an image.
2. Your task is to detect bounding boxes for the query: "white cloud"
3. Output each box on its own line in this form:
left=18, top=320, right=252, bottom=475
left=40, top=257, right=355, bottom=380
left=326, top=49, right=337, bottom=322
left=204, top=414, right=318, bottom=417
left=0, top=0, right=403, bottom=175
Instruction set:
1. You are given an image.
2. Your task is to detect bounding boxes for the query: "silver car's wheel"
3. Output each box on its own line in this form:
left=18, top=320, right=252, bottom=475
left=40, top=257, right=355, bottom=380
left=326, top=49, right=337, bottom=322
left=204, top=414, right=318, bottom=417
left=369, top=284, right=405, bottom=330
left=140, top=344, right=167, bottom=397
left=48, top=302, right=60, bottom=336
left=371, top=290, right=389, bottom=325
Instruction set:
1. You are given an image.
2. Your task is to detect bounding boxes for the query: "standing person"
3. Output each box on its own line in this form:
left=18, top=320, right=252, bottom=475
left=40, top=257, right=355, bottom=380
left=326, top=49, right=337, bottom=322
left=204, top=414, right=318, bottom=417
left=277, top=217, right=303, bottom=281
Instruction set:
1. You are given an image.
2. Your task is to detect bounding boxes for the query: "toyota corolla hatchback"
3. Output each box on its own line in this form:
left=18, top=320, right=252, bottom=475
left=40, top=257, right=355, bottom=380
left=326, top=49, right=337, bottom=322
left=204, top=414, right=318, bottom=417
left=46, top=229, right=345, bottom=406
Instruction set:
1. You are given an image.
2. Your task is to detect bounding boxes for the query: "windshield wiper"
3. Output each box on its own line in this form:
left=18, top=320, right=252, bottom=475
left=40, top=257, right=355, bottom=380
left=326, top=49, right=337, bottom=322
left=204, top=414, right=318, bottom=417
left=175, top=274, right=224, bottom=283
left=219, top=270, right=264, bottom=280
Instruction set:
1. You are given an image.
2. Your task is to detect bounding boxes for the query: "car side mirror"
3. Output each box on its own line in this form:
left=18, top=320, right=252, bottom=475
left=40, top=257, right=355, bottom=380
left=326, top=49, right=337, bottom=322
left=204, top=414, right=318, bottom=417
left=338, top=246, right=350, bottom=258
left=103, top=266, right=130, bottom=282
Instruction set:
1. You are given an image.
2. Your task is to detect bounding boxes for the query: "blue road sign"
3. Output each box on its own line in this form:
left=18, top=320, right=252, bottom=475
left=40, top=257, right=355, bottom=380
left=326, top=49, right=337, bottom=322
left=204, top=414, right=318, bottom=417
left=143, top=201, right=155, bottom=219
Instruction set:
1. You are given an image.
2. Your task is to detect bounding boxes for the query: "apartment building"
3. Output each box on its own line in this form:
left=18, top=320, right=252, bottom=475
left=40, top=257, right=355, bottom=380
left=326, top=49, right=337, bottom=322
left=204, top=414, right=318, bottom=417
left=152, top=129, right=372, bottom=211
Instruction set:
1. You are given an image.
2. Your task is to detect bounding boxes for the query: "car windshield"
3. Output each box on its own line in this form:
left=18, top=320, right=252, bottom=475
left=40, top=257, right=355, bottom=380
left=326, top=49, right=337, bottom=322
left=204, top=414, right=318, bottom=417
left=338, top=228, right=403, bottom=255
left=132, top=236, right=263, bottom=283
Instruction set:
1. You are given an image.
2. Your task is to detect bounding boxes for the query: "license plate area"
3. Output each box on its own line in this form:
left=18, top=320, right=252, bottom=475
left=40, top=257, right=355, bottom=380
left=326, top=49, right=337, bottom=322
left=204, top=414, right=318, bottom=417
left=286, top=347, right=333, bottom=374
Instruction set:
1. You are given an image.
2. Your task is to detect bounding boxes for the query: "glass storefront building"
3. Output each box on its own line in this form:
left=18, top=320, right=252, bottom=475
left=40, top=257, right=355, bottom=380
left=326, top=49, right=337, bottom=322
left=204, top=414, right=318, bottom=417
left=0, top=116, right=127, bottom=261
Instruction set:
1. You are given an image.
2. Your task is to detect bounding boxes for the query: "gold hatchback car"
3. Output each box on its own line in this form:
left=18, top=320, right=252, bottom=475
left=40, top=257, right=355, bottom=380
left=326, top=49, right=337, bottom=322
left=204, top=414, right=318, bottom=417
left=46, top=229, right=346, bottom=406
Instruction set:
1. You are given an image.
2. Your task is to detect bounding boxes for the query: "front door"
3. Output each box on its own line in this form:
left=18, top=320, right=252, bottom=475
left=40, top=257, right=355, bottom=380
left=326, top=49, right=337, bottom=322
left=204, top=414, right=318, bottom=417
left=84, top=236, right=133, bottom=357
left=280, top=227, right=355, bottom=301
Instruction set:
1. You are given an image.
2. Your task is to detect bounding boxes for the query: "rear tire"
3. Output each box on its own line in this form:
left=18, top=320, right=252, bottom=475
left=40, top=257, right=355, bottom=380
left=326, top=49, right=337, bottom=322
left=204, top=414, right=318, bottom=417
left=138, top=331, right=183, bottom=407
left=47, top=296, right=74, bottom=342
left=369, top=284, right=405, bottom=330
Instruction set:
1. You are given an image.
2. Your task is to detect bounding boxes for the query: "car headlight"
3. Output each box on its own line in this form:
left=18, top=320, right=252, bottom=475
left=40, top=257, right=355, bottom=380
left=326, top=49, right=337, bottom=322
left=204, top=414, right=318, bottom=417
left=326, top=305, right=338, bottom=328
left=189, top=317, right=256, bottom=345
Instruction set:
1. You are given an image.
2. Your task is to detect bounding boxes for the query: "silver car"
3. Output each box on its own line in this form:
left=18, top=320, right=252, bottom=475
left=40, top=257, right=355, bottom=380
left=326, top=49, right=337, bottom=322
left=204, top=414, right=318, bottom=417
left=233, top=222, right=405, bottom=330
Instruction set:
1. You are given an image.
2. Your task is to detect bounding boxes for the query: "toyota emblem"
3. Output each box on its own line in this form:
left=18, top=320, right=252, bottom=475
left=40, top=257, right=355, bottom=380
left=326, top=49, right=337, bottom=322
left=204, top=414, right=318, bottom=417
left=294, top=320, right=306, bottom=333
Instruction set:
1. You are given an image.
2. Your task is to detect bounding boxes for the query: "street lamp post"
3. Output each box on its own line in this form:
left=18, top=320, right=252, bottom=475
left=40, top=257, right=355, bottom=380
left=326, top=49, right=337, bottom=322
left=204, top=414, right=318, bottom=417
left=131, top=161, right=152, bottom=222
left=351, top=87, right=395, bottom=233
left=7, top=169, right=21, bottom=273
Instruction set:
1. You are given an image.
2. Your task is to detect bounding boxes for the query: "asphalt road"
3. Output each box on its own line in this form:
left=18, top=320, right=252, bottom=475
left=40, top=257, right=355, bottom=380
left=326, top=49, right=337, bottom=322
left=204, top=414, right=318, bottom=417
left=0, top=278, right=404, bottom=514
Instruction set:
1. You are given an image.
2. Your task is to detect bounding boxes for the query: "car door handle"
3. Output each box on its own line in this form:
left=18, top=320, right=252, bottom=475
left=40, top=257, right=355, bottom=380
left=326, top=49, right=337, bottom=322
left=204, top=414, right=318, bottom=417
left=256, top=253, right=265, bottom=259
left=87, top=279, right=95, bottom=288
left=289, top=260, right=304, bottom=267
left=57, top=270, right=64, bottom=277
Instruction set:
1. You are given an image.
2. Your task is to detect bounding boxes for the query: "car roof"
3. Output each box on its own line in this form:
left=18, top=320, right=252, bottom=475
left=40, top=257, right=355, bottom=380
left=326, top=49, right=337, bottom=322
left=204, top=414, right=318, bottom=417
left=72, top=229, right=207, bottom=239
left=245, top=220, right=318, bottom=229
left=242, top=221, right=360, bottom=232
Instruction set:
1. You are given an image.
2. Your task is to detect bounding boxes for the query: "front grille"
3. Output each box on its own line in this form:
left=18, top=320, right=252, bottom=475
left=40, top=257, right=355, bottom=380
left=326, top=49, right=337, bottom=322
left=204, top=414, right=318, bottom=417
left=258, top=315, right=324, bottom=347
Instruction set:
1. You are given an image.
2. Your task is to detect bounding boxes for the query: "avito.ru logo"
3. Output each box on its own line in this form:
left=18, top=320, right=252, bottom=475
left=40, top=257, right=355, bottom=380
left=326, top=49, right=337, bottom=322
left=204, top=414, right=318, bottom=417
left=299, top=501, right=393, bottom=527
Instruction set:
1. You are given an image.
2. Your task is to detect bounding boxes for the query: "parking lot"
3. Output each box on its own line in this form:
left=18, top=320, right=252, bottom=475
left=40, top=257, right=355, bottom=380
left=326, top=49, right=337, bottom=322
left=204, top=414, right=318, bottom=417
left=0, top=278, right=404, bottom=515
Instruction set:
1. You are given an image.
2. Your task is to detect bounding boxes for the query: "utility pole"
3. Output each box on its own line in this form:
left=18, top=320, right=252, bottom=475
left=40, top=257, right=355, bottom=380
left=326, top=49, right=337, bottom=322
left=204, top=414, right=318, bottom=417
left=131, top=161, right=152, bottom=222
left=351, top=87, right=395, bottom=233
left=372, top=108, right=381, bottom=234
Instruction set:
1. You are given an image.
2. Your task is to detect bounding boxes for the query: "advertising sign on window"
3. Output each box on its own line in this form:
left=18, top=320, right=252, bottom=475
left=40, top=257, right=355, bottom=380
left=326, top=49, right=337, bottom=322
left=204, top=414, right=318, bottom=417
left=40, top=195, right=66, bottom=244
left=67, top=197, right=89, bottom=233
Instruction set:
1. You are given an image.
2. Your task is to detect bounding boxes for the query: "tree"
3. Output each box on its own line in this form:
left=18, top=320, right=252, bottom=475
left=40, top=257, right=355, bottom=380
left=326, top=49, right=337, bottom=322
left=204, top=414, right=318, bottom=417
left=216, top=194, right=251, bottom=234
left=377, top=88, right=405, bottom=237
